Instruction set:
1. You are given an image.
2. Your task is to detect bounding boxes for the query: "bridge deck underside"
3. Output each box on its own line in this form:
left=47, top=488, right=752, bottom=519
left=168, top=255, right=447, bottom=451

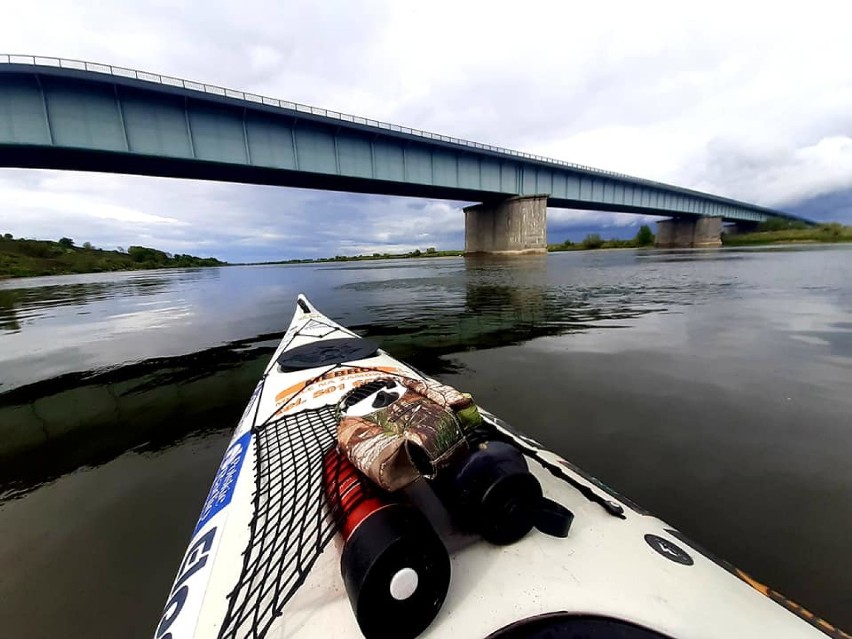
left=0, top=66, right=798, bottom=225
left=0, top=145, right=735, bottom=220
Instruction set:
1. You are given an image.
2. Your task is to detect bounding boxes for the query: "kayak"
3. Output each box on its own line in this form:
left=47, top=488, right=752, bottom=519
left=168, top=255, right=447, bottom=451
left=155, top=295, right=848, bottom=639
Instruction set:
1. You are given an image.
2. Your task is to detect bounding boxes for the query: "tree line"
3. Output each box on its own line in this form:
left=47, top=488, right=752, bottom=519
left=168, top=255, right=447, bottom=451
left=0, top=234, right=225, bottom=278
left=549, top=224, right=655, bottom=252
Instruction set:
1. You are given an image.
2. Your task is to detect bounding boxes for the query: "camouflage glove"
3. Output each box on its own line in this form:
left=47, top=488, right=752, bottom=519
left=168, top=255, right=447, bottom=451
left=336, top=377, right=480, bottom=491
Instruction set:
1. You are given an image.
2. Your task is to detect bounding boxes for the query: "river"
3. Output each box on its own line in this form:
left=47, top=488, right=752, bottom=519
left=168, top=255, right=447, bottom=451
left=1, top=246, right=850, bottom=636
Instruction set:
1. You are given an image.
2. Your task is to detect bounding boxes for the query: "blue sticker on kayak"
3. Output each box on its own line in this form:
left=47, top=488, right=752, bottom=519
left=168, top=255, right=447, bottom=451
left=193, top=431, right=251, bottom=536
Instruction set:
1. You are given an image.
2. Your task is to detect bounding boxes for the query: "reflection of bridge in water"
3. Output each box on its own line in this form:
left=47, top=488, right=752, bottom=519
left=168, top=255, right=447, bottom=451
left=0, top=254, right=744, bottom=494
left=0, top=55, right=813, bottom=252
left=354, top=256, right=672, bottom=357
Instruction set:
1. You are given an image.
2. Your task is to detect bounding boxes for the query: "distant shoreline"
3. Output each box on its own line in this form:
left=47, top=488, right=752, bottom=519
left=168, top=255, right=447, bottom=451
left=255, top=231, right=852, bottom=266
left=245, top=248, right=464, bottom=267
left=4, top=226, right=851, bottom=280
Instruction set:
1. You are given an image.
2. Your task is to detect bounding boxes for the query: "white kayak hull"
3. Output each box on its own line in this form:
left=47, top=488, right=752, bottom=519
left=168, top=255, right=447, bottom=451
left=155, top=295, right=848, bottom=639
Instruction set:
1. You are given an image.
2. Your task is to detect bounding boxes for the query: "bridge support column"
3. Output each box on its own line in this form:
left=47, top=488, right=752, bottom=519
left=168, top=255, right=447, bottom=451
left=655, top=217, right=722, bottom=248
left=464, top=195, right=548, bottom=255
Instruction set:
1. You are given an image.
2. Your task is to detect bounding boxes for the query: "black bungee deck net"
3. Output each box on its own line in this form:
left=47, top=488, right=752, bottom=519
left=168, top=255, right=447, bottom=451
left=217, top=404, right=345, bottom=639
left=215, top=311, right=382, bottom=639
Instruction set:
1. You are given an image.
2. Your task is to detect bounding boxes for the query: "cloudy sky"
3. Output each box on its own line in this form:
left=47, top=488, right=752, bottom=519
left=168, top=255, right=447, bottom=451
left=1, top=1, right=851, bottom=261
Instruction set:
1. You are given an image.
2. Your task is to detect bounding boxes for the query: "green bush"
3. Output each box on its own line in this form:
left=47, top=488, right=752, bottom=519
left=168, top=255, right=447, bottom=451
left=821, top=223, right=844, bottom=238
left=128, top=245, right=168, bottom=264
left=635, top=224, right=654, bottom=246
left=17, top=240, right=55, bottom=258
left=601, top=239, right=634, bottom=249
left=758, top=218, right=808, bottom=232
left=581, top=233, right=603, bottom=249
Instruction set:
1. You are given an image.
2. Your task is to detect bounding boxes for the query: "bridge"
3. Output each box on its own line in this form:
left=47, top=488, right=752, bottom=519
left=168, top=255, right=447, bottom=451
left=0, top=55, right=811, bottom=253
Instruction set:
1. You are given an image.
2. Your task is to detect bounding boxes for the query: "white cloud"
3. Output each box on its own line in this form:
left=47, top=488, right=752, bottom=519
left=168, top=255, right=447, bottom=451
left=1, top=0, right=852, bottom=260
left=688, top=135, right=852, bottom=207
left=5, top=188, right=183, bottom=226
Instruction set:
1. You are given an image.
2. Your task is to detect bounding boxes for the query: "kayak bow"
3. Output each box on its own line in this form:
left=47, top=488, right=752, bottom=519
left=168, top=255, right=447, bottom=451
left=155, top=295, right=848, bottom=639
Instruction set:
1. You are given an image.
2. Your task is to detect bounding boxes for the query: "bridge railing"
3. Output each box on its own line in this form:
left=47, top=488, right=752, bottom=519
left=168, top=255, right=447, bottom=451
left=0, top=53, right=635, bottom=179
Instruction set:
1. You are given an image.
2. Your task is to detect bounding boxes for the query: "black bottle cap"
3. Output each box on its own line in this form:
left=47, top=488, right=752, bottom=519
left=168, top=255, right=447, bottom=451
left=340, top=504, right=451, bottom=639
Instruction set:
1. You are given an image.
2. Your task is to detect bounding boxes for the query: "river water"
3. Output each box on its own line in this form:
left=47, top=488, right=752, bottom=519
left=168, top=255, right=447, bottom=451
left=1, top=246, right=850, bottom=636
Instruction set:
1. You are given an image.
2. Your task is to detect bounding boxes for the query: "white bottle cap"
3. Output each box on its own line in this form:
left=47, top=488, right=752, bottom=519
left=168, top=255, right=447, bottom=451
left=389, top=567, right=419, bottom=601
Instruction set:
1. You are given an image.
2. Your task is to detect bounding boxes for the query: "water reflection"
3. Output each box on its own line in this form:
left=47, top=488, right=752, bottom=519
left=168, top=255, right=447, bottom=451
left=0, top=270, right=218, bottom=335
left=0, top=336, right=273, bottom=501
left=0, top=255, right=670, bottom=495
left=344, top=253, right=740, bottom=365
left=0, top=288, right=22, bottom=332
left=2, top=247, right=851, bottom=502
left=0, top=269, right=229, bottom=391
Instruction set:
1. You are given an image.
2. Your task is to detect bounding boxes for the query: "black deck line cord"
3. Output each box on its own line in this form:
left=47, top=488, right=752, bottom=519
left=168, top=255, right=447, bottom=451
left=483, top=426, right=626, bottom=520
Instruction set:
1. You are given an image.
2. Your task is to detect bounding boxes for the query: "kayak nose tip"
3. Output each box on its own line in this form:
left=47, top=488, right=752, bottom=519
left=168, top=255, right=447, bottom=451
left=296, top=294, right=312, bottom=314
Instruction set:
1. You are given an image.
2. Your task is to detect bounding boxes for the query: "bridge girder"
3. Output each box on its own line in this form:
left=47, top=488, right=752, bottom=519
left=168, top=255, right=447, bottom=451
left=0, top=57, right=812, bottom=226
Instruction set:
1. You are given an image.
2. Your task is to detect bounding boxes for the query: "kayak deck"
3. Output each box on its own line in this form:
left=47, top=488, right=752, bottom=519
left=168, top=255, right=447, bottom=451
left=214, top=406, right=828, bottom=638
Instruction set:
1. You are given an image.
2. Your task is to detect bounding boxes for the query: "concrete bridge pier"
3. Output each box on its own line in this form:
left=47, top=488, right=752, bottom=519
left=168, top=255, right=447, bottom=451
left=464, top=195, right=548, bottom=255
left=655, top=216, right=723, bottom=248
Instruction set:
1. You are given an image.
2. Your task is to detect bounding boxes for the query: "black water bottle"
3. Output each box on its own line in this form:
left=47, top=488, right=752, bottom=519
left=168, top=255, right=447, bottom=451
left=437, top=440, right=543, bottom=545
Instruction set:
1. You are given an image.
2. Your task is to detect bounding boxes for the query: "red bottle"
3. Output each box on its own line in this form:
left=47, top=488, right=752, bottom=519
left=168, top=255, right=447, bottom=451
left=323, top=448, right=451, bottom=639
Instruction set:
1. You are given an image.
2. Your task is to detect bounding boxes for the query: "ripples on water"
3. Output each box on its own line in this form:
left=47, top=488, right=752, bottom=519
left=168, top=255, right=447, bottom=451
left=1, top=248, right=850, bottom=483
left=0, top=246, right=851, bottom=636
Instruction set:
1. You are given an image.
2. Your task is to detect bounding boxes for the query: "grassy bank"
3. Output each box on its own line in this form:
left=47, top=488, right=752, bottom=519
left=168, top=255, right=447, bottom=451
left=549, top=222, right=852, bottom=251
left=0, top=235, right=225, bottom=279
left=548, top=238, right=648, bottom=252
left=722, top=223, right=852, bottom=246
